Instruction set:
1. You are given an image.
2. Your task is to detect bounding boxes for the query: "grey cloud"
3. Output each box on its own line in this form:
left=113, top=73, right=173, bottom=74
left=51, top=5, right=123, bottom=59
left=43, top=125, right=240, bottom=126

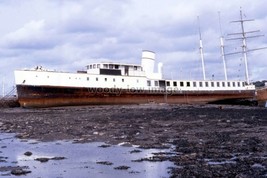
left=1, top=0, right=267, bottom=96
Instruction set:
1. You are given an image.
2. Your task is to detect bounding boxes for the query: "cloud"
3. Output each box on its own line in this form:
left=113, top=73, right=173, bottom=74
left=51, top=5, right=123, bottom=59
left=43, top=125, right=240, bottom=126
left=0, top=0, right=267, bottom=95
left=1, top=20, right=58, bottom=49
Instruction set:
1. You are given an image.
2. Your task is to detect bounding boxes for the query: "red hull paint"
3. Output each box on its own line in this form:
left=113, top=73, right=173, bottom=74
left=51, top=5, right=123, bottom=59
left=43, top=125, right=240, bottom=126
left=16, top=85, right=256, bottom=108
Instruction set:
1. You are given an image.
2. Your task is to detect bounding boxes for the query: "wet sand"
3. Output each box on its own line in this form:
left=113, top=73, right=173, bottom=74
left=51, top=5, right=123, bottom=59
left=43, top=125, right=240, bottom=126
left=0, top=104, right=267, bottom=177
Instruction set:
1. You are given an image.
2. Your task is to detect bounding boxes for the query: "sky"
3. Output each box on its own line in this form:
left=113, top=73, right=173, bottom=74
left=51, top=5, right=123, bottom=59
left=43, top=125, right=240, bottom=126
left=1, top=0, right=267, bottom=95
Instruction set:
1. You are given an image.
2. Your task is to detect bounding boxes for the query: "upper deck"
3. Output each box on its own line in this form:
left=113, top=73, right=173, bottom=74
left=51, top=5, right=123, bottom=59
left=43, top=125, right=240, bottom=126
left=85, top=62, right=146, bottom=77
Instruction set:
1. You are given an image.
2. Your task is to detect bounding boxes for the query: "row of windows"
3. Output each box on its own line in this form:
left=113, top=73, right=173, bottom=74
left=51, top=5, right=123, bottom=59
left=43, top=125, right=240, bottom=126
left=37, top=74, right=244, bottom=88
left=102, top=64, right=139, bottom=70
left=87, top=77, right=125, bottom=83
left=147, top=80, right=245, bottom=88
left=87, top=64, right=139, bottom=70
left=103, top=64, right=119, bottom=69
left=40, top=74, right=140, bottom=84
left=87, top=64, right=101, bottom=69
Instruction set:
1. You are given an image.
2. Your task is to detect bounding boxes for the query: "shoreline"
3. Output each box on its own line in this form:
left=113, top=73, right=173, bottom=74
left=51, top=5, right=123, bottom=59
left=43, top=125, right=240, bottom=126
left=0, top=104, right=267, bottom=177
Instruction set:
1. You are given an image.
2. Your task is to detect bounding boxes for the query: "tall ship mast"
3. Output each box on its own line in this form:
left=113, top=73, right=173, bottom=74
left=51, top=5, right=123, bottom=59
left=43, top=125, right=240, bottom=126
left=218, top=12, right=228, bottom=81
left=198, top=16, right=206, bottom=80
left=226, top=8, right=265, bottom=84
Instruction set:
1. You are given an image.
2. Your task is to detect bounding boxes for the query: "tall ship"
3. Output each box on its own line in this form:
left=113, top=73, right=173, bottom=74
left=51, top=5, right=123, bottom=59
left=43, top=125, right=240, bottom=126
left=14, top=10, right=260, bottom=108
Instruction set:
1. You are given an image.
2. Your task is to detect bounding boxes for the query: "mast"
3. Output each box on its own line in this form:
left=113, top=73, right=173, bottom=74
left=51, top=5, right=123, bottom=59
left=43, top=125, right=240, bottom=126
left=239, top=9, right=250, bottom=84
left=198, top=16, right=206, bottom=80
left=228, top=9, right=250, bottom=84
left=227, top=8, right=265, bottom=84
left=218, top=12, right=228, bottom=81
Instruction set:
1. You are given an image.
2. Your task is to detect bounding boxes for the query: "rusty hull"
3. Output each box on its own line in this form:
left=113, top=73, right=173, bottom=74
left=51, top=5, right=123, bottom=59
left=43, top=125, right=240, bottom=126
left=16, top=85, right=256, bottom=108
left=256, top=87, right=267, bottom=101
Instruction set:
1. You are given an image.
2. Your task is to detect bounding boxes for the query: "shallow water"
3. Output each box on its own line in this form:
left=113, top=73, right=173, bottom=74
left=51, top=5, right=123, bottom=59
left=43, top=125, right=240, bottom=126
left=0, top=133, right=174, bottom=178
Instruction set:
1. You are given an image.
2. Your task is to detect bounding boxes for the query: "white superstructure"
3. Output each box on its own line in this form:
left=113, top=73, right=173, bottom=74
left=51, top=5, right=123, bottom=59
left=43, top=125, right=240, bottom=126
left=14, top=50, right=255, bottom=92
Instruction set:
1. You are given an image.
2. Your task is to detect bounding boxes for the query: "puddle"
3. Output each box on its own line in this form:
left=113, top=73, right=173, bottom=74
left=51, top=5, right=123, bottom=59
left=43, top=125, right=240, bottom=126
left=0, top=133, right=174, bottom=177
left=251, top=163, right=266, bottom=169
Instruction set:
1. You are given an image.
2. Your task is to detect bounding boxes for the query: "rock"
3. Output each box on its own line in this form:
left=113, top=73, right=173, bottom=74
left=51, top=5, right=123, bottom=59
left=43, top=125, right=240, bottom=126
left=35, top=158, right=50, bottom=163
left=24, top=151, right=33, bottom=156
left=51, top=157, right=66, bottom=160
left=130, top=149, right=142, bottom=154
left=11, top=168, right=31, bottom=175
left=114, top=165, right=130, bottom=170
left=96, top=161, right=113, bottom=165
left=98, top=144, right=111, bottom=148
left=35, top=156, right=66, bottom=162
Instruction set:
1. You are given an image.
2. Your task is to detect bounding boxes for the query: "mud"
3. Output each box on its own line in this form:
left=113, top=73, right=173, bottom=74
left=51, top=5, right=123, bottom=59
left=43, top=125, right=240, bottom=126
left=0, top=104, right=267, bottom=177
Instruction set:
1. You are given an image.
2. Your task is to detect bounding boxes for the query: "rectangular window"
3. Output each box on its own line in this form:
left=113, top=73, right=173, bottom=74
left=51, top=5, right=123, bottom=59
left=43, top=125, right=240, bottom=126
left=115, top=65, right=119, bottom=69
left=180, top=81, right=184, bottom=87
left=96, top=77, right=98, bottom=81
left=97, top=64, right=100, bottom=68
left=211, top=82, right=214, bottom=87
left=205, top=82, right=209, bottom=87
left=103, top=64, right=108, bottom=68
left=147, top=80, right=151, bottom=86
left=105, top=78, right=107, bottom=82
left=222, top=82, right=225, bottom=87
left=193, top=82, right=197, bottom=87
left=199, top=82, right=203, bottom=87
left=186, top=82, right=190, bottom=87
left=233, top=82, right=236, bottom=87
left=217, top=82, right=220, bottom=87
left=113, top=78, right=115, bottom=82
left=90, top=65, right=92, bottom=69
left=124, top=66, right=129, bottom=76
left=87, top=77, right=89, bottom=81
left=228, top=82, right=231, bottom=87
left=173, top=81, right=177, bottom=87
left=166, top=81, right=170, bottom=86
left=238, top=82, right=240, bottom=87
left=154, top=81, right=159, bottom=86
left=134, top=66, right=137, bottom=70
left=122, top=78, right=124, bottom=82
left=109, top=64, right=113, bottom=69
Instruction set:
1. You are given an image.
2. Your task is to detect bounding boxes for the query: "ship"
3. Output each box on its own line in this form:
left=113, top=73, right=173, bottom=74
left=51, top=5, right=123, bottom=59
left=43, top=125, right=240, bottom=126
left=14, top=50, right=256, bottom=108
left=14, top=10, right=261, bottom=108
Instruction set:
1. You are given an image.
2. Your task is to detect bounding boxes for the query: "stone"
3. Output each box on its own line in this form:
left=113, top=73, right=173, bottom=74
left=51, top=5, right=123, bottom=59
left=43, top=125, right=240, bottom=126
left=11, top=168, right=31, bottom=175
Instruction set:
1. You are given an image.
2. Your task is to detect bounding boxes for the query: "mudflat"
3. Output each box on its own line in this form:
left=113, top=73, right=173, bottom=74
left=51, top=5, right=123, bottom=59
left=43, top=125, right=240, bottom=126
left=0, top=104, right=267, bottom=177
